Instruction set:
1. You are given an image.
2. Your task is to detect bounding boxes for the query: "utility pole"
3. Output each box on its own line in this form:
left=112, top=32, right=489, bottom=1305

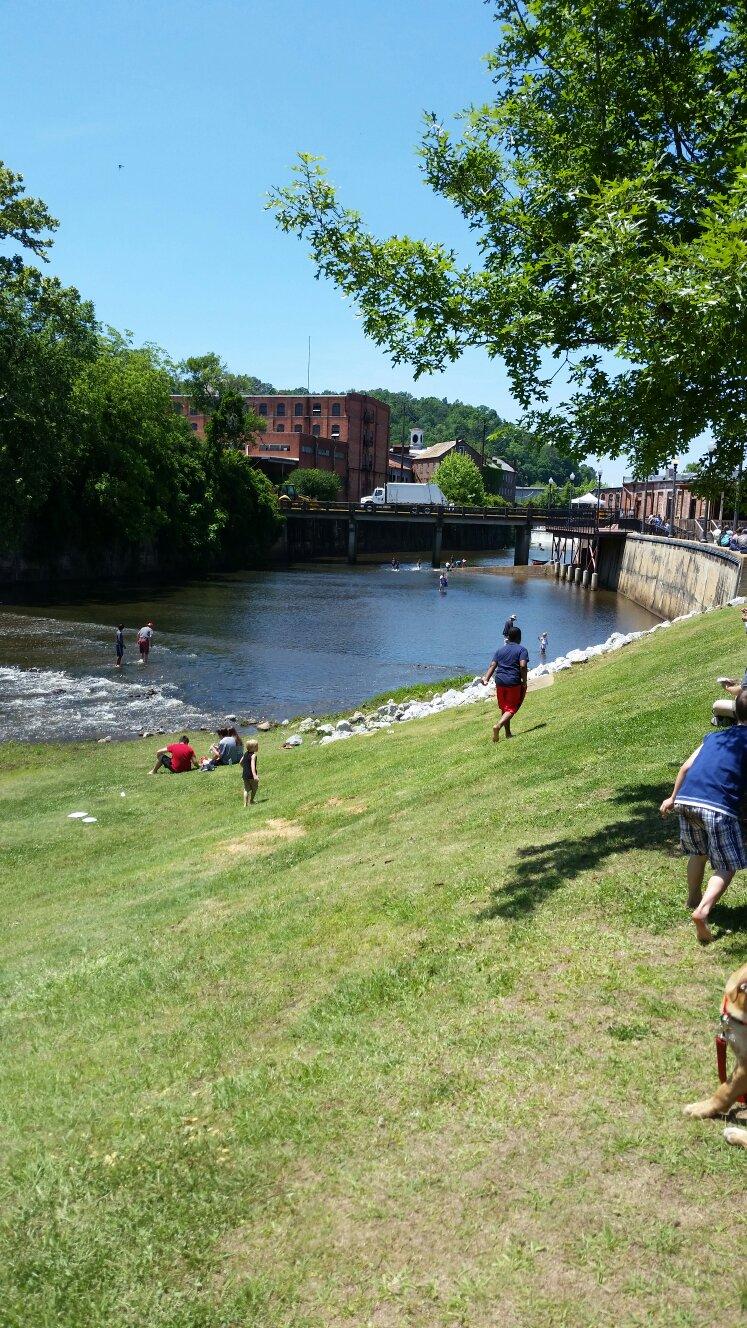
left=669, top=459, right=678, bottom=535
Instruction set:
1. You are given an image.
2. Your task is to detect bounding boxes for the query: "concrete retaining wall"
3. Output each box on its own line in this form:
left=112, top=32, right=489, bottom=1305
left=607, top=533, right=747, bottom=618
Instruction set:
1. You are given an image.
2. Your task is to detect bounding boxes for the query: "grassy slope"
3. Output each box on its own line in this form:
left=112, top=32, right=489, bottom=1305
left=1, top=609, right=746, bottom=1328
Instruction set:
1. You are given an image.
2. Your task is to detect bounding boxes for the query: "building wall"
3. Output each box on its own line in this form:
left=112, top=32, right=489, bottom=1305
left=598, top=480, right=707, bottom=524
left=246, top=431, right=348, bottom=484
left=171, top=392, right=390, bottom=502
left=411, top=440, right=481, bottom=483
left=601, top=533, right=745, bottom=617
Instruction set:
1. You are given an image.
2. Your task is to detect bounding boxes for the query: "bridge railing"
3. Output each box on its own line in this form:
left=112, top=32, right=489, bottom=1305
left=281, top=497, right=624, bottom=527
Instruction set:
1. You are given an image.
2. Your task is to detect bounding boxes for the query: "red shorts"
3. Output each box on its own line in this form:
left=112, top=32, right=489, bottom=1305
left=139, top=639, right=149, bottom=655
left=496, top=683, right=526, bottom=715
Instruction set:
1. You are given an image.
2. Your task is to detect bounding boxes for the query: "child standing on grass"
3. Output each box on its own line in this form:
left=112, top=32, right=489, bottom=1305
left=241, top=739, right=259, bottom=807
left=660, top=687, right=747, bottom=943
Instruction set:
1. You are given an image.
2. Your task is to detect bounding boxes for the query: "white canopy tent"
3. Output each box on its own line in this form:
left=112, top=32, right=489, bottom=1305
left=570, top=492, right=602, bottom=506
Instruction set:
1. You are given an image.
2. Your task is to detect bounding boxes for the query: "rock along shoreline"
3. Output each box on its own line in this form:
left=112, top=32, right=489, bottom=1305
left=289, top=598, right=746, bottom=748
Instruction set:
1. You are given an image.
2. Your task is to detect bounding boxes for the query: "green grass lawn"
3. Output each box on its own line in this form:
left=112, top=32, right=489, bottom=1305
left=1, top=607, right=746, bottom=1327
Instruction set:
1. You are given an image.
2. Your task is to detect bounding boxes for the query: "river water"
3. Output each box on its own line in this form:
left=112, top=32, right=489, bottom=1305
left=0, top=547, right=657, bottom=741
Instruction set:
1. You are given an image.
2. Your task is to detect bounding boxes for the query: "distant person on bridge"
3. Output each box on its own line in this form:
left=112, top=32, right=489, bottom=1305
left=481, top=626, right=529, bottom=742
left=503, top=613, right=517, bottom=640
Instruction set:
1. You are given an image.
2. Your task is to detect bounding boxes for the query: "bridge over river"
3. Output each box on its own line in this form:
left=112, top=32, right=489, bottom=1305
left=279, top=499, right=634, bottom=567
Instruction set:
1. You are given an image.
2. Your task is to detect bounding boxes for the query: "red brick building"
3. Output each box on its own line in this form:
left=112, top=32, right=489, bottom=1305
left=172, top=391, right=389, bottom=502
left=598, top=475, right=708, bottom=526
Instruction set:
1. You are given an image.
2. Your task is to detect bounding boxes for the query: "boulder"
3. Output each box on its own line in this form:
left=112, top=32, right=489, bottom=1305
left=336, top=719, right=353, bottom=732
left=350, top=712, right=366, bottom=724
left=97, top=736, right=112, bottom=743
left=283, top=735, right=302, bottom=747
left=298, top=717, right=316, bottom=733
left=256, top=721, right=271, bottom=732
left=316, top=724, right=335, bottom=736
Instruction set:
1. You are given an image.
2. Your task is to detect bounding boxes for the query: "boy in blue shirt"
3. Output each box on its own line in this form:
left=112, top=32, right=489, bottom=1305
left=661, top=687, right=747, bottom=943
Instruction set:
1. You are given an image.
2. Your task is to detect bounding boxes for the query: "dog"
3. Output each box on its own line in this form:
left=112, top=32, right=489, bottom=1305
left=684, top=963, right=747, bottom=1149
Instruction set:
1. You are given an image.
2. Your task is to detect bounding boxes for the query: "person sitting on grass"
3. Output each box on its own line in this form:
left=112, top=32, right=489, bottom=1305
left=481, top=625, right=529, bottom=742
left=149, top=735, right=198, bottom=775
left=209, top=727, right=243, bottom=765
left=240, top=739, right=259, bottom=806
left=660, top=687, right=747, bottom=943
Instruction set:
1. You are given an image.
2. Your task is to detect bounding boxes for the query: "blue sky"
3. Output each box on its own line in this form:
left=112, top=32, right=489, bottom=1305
left=3, top=0, right=705, bottom=484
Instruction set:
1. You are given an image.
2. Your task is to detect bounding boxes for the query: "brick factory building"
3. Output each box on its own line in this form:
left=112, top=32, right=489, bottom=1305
left=172, top=391, right=389, bottom=502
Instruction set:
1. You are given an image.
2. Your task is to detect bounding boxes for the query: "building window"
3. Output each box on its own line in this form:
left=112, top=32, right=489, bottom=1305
left=275, top=402, right=285, bottom=417
left=331, top=425, right=340, bottom=438
left=275, top=423, right=285, bottom=433
left=302, top=445, right=314, bottom=455
left=191, top=422, right=198, bottom=431
left=334, top=450, right=344, bottom=459
left=312, top=425, right=321, bottom=437
left=294, top=402, right=304, bottom=416
left=189, top=405, right=199, bottom=416
left=258, top=403, right=267, bottom=415
left=312, top=401, right=321, bottom=415
left=293, top=424, right=302, bottom=433
left=259, top=442, right=291, bottom=452
left=318, top=447, right=330, bottom=457
left=331, top=402, right=341, bottom=417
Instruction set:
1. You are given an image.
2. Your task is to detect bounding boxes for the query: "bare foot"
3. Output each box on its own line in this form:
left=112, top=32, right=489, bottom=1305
left=683, top=1098, right=722, bottom=1119
left=492, top=725, right=500, bottom=743
left=692, top=914, right=715, bottom=944
left=724, top=1126, right=747, bottom=1148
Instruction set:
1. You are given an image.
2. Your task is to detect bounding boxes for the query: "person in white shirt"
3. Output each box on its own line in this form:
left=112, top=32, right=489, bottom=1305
left=137, top=622, right=154, bottom=663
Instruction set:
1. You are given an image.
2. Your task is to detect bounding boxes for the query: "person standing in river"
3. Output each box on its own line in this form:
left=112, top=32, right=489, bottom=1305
left=503, top=612, right=517, bottom=640
left=137, top=622, right=154, bottom=664
left=115, top=624, right=125, bottom=668
left=482, top=626, right=529, bottom=741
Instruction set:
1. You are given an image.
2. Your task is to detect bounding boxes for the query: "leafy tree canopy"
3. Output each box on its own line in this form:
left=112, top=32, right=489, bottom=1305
left=433, top=452, right=486, bottom=505
left=0, top=165, right=280, bottom=567
left=291, top=468, right=342, bottom=501
left=269, top=3, right=747, bottom=482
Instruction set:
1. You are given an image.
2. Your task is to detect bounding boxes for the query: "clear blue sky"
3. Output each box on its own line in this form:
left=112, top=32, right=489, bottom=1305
left=3, top=0, right=705, bottom=484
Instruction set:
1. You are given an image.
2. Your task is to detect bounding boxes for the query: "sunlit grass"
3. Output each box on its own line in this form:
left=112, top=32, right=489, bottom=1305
left=0, top=607, right=745, bottom=1326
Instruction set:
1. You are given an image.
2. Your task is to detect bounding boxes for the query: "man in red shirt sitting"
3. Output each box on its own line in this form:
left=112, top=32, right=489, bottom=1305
left=149, top=735, right=198, bottom=775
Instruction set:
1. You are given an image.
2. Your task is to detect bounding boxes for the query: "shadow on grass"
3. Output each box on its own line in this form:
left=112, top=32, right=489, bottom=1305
left=478, top=780, right=674, bottom=922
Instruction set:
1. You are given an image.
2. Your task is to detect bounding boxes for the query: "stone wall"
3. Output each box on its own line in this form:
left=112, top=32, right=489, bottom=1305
left=604, top=533, right=747, bottom=618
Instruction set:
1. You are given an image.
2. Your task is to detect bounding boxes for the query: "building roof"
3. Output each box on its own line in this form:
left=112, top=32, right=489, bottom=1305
left=485, top=457, right=515, bottom=473
left=411, top=438, right=479, bottom=462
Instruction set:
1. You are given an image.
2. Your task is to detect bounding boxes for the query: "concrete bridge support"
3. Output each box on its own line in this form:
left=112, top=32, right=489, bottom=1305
left=347, top=519, right=357, bottom=565
left=432, top=516, right=444, bottom=569
left=514, top=524, right=531, bottom=566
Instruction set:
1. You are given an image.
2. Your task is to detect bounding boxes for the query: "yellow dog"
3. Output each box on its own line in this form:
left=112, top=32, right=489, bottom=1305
left=684, top=963, right=747, bottom=1149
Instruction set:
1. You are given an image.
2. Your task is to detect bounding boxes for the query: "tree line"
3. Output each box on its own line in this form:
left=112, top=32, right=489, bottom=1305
left=0, top=169, right=281, bottom=570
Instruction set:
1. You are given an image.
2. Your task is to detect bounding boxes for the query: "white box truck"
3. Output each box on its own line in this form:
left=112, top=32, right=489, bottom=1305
left=360, top=482, right=451, bottom=509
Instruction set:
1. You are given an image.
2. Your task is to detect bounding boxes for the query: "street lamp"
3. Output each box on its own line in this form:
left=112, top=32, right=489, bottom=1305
left=567, top=472, right=575, bottom=522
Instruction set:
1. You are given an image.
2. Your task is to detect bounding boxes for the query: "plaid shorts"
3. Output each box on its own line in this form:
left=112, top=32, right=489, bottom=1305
left=675, top=803, right=747, bottom=874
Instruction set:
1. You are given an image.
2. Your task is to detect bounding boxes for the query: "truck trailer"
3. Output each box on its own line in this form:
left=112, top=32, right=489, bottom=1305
left=360, top=482, right=450, bottom=509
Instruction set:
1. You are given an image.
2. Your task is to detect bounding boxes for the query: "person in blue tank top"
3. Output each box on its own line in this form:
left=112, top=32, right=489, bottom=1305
left=660, top=687, right=747, bottom=943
